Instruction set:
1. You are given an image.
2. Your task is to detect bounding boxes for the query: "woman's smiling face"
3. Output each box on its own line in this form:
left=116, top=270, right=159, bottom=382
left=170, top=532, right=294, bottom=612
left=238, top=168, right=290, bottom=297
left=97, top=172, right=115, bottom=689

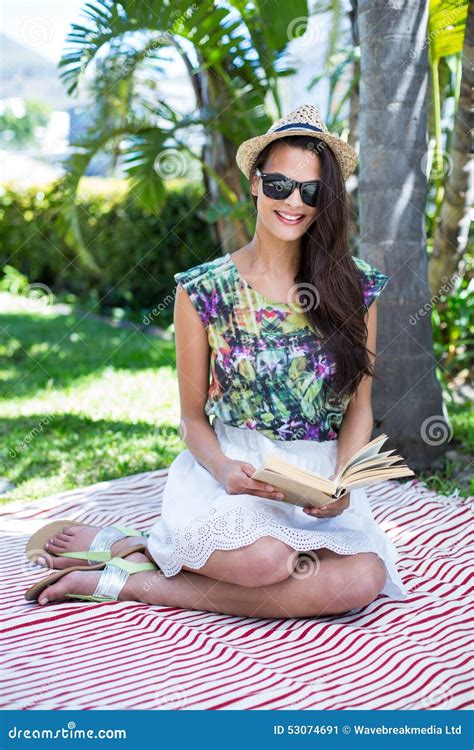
left=250, top=142, right=321, bottom=240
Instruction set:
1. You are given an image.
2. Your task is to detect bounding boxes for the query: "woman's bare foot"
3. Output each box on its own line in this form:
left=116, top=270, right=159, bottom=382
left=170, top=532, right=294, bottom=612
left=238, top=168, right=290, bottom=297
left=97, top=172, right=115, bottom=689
left=37, top=551, right=162, bottom=605
left=37, top=525, right=146, bottom=569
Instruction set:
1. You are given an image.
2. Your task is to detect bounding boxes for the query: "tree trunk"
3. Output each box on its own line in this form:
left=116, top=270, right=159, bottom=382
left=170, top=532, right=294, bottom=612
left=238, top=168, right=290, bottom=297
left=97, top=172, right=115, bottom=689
left=348, top=0, right=360, bottom=243
left=429, top=2, right=473, bottom=294
left=358, top=0, right=446, bottom=472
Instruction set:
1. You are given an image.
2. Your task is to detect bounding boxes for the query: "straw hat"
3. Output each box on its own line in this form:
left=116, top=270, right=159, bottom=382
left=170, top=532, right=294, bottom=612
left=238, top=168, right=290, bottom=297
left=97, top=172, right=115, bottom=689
left=235, top=103, right=358, bottom=181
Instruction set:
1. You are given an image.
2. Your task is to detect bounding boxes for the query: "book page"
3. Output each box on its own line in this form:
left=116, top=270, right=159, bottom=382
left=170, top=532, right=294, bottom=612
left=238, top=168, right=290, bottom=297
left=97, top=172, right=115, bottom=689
left=334, top=434, right=389, bottom=481
left=263, top=454, right=336, bottom=493
left=342, top=454, right=405, bottom=480
left=344, top=448, right=396, bottom=469
left=342, top=466, right=415, bottom=490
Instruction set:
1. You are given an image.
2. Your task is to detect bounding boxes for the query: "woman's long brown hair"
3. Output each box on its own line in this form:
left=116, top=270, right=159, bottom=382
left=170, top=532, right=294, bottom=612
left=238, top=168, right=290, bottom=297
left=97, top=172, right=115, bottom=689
left=249, top=134, right=378, bottom=399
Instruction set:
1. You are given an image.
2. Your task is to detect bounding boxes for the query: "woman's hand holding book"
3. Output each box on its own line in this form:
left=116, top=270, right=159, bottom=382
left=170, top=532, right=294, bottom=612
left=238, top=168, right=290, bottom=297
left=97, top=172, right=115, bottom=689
left=303, top=469, right=351, bottom=517
left=251, top=433, right=414, bottom=511
left=303, top=491, right=351, bottom=518
left=217, top=458, right=285, bottom=501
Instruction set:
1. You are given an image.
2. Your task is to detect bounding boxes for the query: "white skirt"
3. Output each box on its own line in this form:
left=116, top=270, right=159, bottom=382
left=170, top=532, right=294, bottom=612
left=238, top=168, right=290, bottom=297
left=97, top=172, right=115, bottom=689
left=147, top=417, right=409, bottom=600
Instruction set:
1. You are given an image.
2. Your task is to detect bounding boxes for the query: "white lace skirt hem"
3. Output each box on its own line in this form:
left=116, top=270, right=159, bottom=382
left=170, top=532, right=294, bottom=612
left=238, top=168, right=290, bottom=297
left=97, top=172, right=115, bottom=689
left=147, top=417, right=409, bottom=601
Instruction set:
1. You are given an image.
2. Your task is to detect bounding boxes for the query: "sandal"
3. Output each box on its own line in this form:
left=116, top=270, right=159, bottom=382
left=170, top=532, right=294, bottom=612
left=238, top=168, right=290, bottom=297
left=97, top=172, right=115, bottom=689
left=25, top=519, right=149, bottom=567
left=24, top=551, right=158, bottom=603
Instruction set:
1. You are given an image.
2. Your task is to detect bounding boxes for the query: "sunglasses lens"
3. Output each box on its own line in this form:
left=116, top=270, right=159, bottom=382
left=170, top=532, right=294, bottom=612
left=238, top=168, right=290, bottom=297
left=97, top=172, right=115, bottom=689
left=301, top=183, right=319, bottom=207
left=259, top=172, right=320, bottom=206
left=262, top=178, right=293, bottom=200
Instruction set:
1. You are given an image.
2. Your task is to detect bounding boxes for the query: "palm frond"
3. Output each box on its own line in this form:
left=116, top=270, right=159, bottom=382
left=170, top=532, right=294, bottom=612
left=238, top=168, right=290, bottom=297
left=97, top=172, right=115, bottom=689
left=55, top=0, right=310, bottom=262
left=120, top=128, right=171, bottom=212
left=428, top=0, right=468, bottom=61
left=58, top=0, right=182, bottom=94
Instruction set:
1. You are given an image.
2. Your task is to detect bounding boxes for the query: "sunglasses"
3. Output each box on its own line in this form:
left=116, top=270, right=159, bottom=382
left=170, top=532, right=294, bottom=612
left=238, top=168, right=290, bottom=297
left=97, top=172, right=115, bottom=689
left=255, top=168, right=320, bottom=207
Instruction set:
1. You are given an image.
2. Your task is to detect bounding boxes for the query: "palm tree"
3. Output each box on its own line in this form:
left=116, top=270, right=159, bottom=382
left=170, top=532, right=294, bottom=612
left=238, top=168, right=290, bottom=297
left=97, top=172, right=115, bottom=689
left=55, top=0, right=309, bottom=274
left=428, top=0, right=472, bottom=293
left=357, top=0, right=447, bottom=471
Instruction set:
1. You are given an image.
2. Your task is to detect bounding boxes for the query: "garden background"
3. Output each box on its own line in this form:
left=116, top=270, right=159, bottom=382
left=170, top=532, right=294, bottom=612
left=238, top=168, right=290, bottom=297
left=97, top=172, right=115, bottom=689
left=1, top=0, right=472, bottom=504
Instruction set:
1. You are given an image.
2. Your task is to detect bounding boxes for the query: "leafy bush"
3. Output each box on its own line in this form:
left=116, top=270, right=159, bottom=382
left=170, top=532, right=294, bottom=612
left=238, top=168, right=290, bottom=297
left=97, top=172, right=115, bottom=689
left=0, top=179, right=218, bottom=328
left=0, top=264, right=30, bottom=294
left=432, top=271, right=473, bottom=394
left=0, top=98, right=51, bottom=147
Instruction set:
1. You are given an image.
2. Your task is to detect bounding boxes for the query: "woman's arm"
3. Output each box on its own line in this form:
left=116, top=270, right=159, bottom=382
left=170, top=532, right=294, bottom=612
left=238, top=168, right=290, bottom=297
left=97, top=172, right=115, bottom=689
left=174, top=282, right=228, bottom=481
left=303, top=302, right=379, bottom=519
left=173, top=284, right=283, bottom=500
left=333, top=300, right=379, bottom=476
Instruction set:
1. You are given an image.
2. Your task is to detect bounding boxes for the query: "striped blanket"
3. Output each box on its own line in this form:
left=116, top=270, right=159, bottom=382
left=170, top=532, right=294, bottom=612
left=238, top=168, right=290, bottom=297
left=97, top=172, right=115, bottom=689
left=1, top=471, right=472, bottom=710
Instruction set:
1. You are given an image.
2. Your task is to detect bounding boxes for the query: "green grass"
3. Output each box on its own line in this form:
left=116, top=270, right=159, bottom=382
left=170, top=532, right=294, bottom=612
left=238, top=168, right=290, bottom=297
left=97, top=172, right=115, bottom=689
left=417, top=399, right=474, bottom=499
left=0, top=293, right=182, bottom=503
left=1, top=292, right=472, bottom=504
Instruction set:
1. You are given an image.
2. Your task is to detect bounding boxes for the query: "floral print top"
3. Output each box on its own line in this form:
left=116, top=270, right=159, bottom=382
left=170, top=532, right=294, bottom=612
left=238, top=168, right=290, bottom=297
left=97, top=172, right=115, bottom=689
left=174, top=253, right=389, bottom=442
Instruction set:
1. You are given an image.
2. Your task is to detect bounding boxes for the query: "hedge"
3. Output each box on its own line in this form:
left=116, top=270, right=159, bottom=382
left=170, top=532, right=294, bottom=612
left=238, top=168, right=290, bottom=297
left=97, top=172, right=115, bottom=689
left=0, top=178, right=218, bottom=328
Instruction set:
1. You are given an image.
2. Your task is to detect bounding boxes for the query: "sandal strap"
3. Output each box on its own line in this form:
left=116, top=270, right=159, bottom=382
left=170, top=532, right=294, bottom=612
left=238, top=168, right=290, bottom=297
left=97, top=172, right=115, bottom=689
left=88, top=526, right=127, bottom=559
left=92, top=563, right=130, bottom=600
left=91, top=557, right=156, bottom=601
left=112, top=525, right=148, bottom=537
left=87, top=526, right=147, bottom=565
left=56, top=549, right=112, bottom=563
left=58, top=526, right=147, bottom=566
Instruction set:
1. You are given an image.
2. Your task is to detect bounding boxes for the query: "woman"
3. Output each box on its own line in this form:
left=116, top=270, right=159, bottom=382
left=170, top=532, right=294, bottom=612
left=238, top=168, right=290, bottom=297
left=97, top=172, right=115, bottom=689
left=26, top=104, right=408, bottom=615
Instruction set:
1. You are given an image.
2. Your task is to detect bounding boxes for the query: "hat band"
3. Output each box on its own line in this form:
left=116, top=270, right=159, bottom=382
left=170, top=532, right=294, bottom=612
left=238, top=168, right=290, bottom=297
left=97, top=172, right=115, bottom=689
left=273, top=122, right=323, bottom=134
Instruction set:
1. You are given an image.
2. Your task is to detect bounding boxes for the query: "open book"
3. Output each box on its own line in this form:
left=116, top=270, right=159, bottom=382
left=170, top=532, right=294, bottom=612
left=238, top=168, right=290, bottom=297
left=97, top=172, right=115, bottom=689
left=251, top=433, right=415, bottom=509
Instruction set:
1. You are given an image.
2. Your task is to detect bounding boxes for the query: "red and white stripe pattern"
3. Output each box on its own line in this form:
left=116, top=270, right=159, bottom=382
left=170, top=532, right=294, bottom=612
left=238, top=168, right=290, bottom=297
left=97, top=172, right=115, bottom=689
left=1, top=472, right=472, bottom=710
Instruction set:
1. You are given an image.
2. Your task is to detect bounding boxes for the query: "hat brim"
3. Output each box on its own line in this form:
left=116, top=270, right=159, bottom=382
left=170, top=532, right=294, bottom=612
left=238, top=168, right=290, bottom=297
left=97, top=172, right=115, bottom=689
left=236, top=128, right=357, bottom=181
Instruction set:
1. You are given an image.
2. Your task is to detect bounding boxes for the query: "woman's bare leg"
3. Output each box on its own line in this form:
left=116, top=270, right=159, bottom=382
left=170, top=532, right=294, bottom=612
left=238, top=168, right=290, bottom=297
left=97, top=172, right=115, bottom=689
left=155, top=550, right=387, bottom=617
left=37, top=549, right=388, bottom=617
left=179, top=536, right=298, bottom=587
